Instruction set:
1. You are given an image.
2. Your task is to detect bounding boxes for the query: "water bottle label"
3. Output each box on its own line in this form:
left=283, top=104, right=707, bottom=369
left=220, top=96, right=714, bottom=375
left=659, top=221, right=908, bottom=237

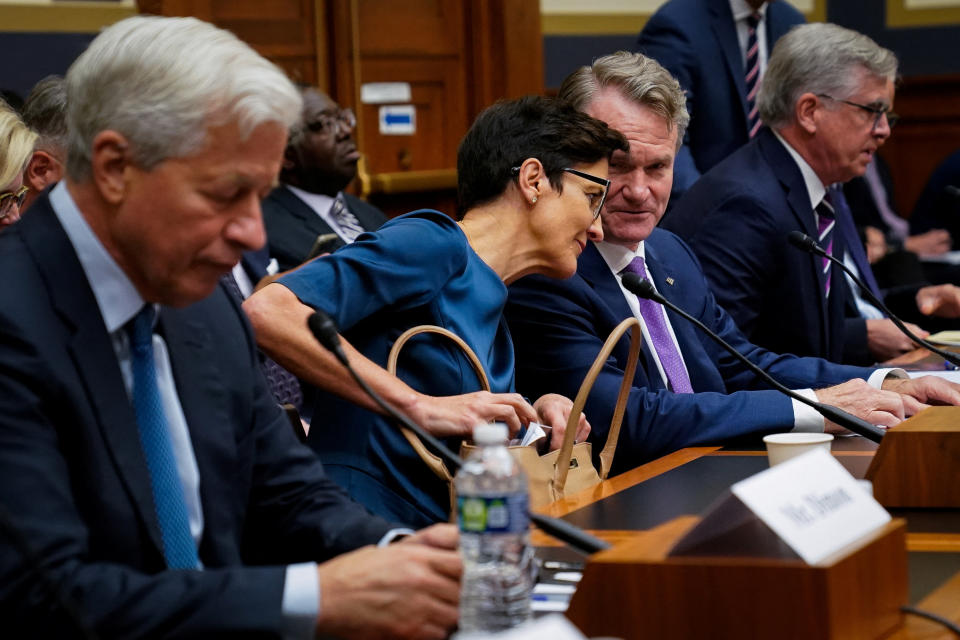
left=457, top=494, right=529, bottom=533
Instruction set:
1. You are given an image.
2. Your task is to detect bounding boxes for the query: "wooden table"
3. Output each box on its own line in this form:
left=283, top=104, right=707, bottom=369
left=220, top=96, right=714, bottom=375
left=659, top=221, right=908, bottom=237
left=534, top=438, right=960, bottom=638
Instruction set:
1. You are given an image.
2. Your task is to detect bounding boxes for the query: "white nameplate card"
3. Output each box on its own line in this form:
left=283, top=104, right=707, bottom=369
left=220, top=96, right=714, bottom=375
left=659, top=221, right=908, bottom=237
left=731, top=448, right=890, bottom=565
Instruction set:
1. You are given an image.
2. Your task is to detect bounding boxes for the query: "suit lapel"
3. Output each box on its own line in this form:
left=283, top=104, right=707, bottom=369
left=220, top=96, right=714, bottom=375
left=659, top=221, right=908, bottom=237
left=757, top=130, right=831, bottom=344
left=21, top=199, right=166, bottom=555
left=709, top=0, right=749, bottom=124
left=158, top=302, right=238, bottom=560
left=343, top=193, right=387, bottom=232
left=272, top=185, right=336, bottom=238
left=579, top=244, right=663, bottom=390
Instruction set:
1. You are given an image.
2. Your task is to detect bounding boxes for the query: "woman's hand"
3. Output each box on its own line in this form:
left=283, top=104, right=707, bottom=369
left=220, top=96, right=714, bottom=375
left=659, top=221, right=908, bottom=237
left=402, top=391, right=537, bottom=439
left=533, top=393, right=591, bottom=451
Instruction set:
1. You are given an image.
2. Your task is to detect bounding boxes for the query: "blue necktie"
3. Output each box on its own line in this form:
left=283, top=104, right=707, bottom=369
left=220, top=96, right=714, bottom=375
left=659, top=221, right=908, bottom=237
left=127, top=306, right=199, bottom=569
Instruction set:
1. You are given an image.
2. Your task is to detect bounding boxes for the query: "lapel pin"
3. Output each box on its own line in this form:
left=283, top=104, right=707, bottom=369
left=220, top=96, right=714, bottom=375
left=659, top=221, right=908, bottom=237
left=665, top=277, right=675, bottom=286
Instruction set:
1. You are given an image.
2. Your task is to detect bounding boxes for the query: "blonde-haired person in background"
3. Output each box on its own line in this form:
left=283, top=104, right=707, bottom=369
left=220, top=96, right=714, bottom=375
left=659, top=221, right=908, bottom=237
left=0, top=102, right=37, bottom=229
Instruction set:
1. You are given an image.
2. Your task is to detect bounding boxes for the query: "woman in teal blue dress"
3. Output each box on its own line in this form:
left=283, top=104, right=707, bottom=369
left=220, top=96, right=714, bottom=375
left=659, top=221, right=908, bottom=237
left=246, top=96, right=627, bottom=526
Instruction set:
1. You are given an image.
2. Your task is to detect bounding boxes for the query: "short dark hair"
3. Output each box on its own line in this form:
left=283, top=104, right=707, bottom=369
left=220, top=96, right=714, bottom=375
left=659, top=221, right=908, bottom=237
left=456, top=95, right=627, bottom=216
left=22, top=75, right=67, bottom=153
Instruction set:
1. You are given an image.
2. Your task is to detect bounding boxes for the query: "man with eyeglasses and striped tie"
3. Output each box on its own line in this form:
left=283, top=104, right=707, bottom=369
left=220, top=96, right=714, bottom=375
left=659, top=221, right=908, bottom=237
left=262, top=86, right=388, bottom=272
left=636, top=0, right=804, bottom=206
left=664, top=22, right=960, bottom=366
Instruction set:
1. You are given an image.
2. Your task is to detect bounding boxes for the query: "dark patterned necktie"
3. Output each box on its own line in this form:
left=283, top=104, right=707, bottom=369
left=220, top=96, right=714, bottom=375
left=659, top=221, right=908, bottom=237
left=126, top=305, right=199, bottom=569
left=815, top=195, right=837, bottom=297
left=745, top=12, right=762, bottom=138
left=220, top=274, right=303, bottom=409
left=329, top=195, right=365, bottom=243
left=622, top=257, right=693, bottom=393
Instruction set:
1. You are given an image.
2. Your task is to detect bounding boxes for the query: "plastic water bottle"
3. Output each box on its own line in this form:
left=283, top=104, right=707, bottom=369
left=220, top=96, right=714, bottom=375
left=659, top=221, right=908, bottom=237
left=455, top=423, right=534, bottom=633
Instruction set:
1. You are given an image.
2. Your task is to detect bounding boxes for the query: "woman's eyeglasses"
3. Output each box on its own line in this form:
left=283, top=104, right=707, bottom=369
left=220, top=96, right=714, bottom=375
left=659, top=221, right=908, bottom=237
left=0, top=185, right=28, bottom=220
left=510, top=166, right=611, bottom=220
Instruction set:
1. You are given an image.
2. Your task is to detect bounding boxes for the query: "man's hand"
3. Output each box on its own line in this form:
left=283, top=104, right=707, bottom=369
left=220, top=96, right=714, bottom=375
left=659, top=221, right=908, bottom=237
left=315, top=539, right=462, bottom=640
left=403, top=391, right=537, bottom=439
left=882, top=375, right=960, bottom=415
left=532, top=393, right=591, bottom=451
left=866, top=318, right=928, bottom=361
left=864, top=226, right=888, bottom=264
left=905, top=229, right=951, bottom=256
left=916, top=284, right=960, bottom=318
left=815, top=379, right=905, bottom=432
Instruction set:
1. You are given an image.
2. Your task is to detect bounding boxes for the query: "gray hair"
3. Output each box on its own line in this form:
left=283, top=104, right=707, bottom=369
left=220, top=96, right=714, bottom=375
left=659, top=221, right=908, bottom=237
left=65, top=15, right=301, bottom=180
left=22, top=75, right=67, bottom=155
left=758, top=23, right=898, bottom=129
left=558, top=51, right=689, bottom=149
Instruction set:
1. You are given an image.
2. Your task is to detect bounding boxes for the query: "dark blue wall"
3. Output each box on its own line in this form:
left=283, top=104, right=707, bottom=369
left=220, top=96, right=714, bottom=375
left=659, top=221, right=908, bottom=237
left=543, top=3, right=960, bottom=90
left=0, top=33, right=95, bottom=102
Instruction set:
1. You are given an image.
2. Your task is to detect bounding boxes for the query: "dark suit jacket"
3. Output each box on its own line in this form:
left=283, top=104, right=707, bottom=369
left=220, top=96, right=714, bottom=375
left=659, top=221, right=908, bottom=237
left=662, top=128, right=871, bottom=365
left=262, top=185, right=389, bottom=271
left=0, top=194, right=394, bottom=638
left=636, top=0, right=804, bottom=200
left=506, top=232, right=873, bottom=474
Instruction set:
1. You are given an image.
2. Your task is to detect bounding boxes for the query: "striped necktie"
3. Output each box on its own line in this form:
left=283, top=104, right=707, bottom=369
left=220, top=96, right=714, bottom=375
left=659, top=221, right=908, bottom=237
left=622, top=256, right=693, bottom=393
left=745, top=12, right=762, bottom=138
left=329, top=195, right=366, bottom=243
left=126, top=306, right=199, bottom=569
left=815, top=195, right=837, bottom=297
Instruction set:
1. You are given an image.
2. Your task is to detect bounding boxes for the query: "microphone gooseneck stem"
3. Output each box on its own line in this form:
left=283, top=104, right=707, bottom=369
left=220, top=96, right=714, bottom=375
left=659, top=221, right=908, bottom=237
left=621, top=274, right=885, bottom=443
left=787, top=231, right=960, bottom=369
left=306, top=311, right=612, bottom=554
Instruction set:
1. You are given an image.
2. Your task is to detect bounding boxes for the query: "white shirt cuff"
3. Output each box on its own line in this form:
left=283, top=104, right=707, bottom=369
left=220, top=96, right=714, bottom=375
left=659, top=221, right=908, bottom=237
left=868, top=367, right=907, bottom=388
left=282, top=562, right=319, bottom=640
left=790, top=388, right=825, bottom=433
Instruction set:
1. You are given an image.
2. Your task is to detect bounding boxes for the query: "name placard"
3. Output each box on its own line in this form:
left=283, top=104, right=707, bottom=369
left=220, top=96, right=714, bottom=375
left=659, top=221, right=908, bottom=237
left=731, top=449, right=890, bottom=564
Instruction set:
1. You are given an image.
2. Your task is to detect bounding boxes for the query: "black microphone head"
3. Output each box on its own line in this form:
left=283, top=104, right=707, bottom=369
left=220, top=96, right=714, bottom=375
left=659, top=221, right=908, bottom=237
left=307, top=310, right=345, bottom=363
left=622, top=272, right=661, bottom=301
left=787, top=230, right=819, bottom=254
left=944, top=185, right=960, bottom=199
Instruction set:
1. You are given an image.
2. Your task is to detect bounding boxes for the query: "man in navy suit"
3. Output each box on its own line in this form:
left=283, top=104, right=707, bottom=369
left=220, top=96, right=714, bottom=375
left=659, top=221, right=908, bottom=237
left=0, top=16, right=459, bottom=639
left=506, top=51, right=960, bottom=471
left=263, top=86, right=388, bottom=271
left=636, top=0, right=804, bottom=203
left=663, top=23, right=960, bottom=366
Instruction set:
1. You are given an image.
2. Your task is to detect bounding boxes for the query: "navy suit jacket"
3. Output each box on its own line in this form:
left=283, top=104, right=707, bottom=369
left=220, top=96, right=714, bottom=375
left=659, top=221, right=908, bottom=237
left=262, top=185, right=389, bottom=271
left=636, top=0, right=804, bottom=200
left=505, top=231, right=873, bottom=474
left=0, top=194, right=394, bottom=638
left=662, top=128, right=871, bottom=364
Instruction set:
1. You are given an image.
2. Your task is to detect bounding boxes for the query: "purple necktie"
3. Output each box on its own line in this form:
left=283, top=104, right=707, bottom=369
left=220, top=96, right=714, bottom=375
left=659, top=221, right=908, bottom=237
left=623, top=256, right=694, bottom=393
left=815, top=196, right=836, bottom=297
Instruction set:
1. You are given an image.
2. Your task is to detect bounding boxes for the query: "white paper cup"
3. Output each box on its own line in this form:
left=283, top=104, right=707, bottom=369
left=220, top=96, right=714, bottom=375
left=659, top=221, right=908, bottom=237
left=763, top=432, right=834, bottom=467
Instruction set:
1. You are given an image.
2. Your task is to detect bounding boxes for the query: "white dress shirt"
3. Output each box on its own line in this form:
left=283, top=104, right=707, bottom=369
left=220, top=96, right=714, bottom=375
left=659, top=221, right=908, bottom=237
left=286, top=184, right=354, bottom=242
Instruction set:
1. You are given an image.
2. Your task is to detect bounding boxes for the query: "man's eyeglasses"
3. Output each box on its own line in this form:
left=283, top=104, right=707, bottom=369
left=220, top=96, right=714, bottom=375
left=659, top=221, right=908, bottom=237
left=510, top=166, right=611, bottom=220
left=0, top=185, right=28, bottom=220
left=305, top=108, right=357, bottom=134
left=816, top=93, right=899, bottom=130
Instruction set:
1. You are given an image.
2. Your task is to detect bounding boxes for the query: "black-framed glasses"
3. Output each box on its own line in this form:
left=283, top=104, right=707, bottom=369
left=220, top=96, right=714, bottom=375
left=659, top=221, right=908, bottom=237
left=816, top=93, right=899, bottom=130
left=0, top=185, right=28, bottom=220
left=562, top=167, right=610, bottom=220
left=305, top=107, right=356, bottom=134
left=509, top=165, right=610, bottom=220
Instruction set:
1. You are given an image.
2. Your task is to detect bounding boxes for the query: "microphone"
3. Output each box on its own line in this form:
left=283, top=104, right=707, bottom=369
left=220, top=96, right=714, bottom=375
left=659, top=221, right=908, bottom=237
left=306, top=311, right=611, bottom=555
left=943, top=185, right=960, bottom=199
left=787, top=231, right=960, bottom=369
left=621, top=273, right=886, bottom=443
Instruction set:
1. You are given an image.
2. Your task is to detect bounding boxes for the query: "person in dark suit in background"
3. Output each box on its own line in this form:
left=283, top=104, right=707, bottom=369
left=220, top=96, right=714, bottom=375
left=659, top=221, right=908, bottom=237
left=911, top=148, right=960, bottom=248
left=635, top=0, right=804, bottom=205
left=663, top=23, right=960, bottom=366
left=262, top=86, right=388, bottom=271
left=0, top=16, right=460, bottom=639
left=506, top=51, right=960, bottom=472
left=20, top=75, right=68, bottom=213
